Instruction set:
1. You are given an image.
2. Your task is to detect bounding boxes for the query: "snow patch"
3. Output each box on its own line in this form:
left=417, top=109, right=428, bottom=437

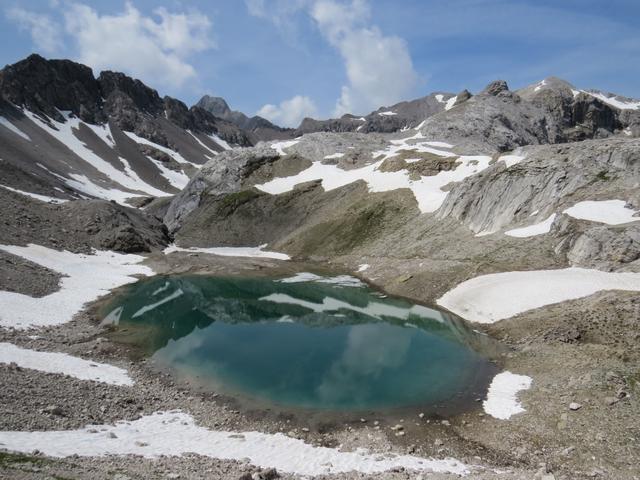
left=358, top=264, right=370, bottom=272
left=499, top=153, right=526, bottom=168
left=483, top=371, right=532, bottom=420
left=378, top=111, right=397, bottom=116
left=563, top=200, right=639, bottom=225
left=255, top=137, right=490, bottom=214
left=324, top=152, right=345, bottom=159
left=533, top=79, right=547, bottom=92
left=270, top=140, right=299, bottom=156
left=0, top=342, right=133, bottom=386
left=437, top=268, right=640, bottom=324
left=123, top=131, right=195, bottom=166
left=583, top=91, right=640, bottom=110
left=505, top=214, right=556, bottom=238
left=0, top=411, right=469, bottom=476
left=277, top=272, right=364, bottom=288
left=444, top=96, right=458, bottom=111
left=163, top=244, right=290, bottom=260
left=0, top=244, right=153, bottom=329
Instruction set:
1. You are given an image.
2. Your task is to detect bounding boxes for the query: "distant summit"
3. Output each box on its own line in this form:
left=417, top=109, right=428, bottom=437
left=195, top=95, right=294, bottom=142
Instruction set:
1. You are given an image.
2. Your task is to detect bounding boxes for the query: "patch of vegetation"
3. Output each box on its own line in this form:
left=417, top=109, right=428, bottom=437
left=0, top=451, right=47, bottom=468
left=595, top=170, right=611, bottom=181
left=216, top=189, right=262, bottom=216
left=291, top=197, right=408, bottom=254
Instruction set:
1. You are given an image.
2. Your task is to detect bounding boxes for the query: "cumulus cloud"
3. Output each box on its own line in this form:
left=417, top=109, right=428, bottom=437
left=247, top=0, right=418, bottom=116
left=63, top=2, right=215, bottom=88
left=6, top=7, right=63, bottom=54
left=257, top=95, right=318, bottom=127
left=6, top=2, right=215, bottom=89
left=311, top=0, right=417, bottom=116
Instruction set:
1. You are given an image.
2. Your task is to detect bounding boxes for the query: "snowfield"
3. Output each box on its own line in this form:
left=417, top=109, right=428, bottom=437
left=437, top=268, right=640, bottom=324
left=0, top=342, right=133, bottom=386
left=563, top=199, right=639, bottom=225
left=0, top=411, right=469, bottom=476
left=163, top=244, right=290, bottom=260
left=0, top=244, right=153, bottom=329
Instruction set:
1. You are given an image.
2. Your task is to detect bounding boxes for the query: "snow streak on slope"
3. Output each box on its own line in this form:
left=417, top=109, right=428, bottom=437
left=0, top=244, right=153, bottom=329
left=0, top=184, right=68, bottom=204
left=24, top=111, right=170, bottom=198
left=0, top=411, right=469, bottom=476
left=0, top=342, right=133, bottom=386
left=123, top=131, right=195, bottom=166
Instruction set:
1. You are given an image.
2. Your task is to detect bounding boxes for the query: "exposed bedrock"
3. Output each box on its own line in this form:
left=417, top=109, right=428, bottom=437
left=438, top=138, right=640, bottom=235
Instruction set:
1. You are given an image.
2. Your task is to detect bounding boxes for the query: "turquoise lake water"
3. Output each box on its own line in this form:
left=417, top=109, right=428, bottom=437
left=104, top=273, right=498, bottom=411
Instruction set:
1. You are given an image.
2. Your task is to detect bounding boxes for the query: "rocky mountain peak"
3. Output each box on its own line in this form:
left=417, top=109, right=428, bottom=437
left=481, top=80, right=510, bottom=96
left=0, top=53, right=104, bottom=123
left=196, top=95, right=232, bottom=117
left=97, top=71, right=164, bottom=116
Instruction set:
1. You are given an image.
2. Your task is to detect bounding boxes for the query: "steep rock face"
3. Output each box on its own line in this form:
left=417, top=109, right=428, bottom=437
left=164, top=145, right=280, bottom=231
left=553, top=216, right=640, bottom=269
left=0, top=54, right=104, bottom=124
left=438, top=138, right=640, bottom=234
left=98, top=71, right=164, bottom=116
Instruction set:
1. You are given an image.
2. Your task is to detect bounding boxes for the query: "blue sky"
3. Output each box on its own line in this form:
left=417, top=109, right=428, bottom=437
left=1, top=0, right=639, bottom=126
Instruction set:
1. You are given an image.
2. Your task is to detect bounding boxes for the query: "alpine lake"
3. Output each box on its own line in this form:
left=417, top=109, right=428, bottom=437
left=102, top=272, right=501, bottom=414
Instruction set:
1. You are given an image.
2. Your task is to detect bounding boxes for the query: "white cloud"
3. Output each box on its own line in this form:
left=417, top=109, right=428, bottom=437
left=62, top=2, right=215, bottom=88
left=311, top=0, right=417, bottom=116
left=257, top=95, right=318, bottom=127
left=247, top=0, right=418, bottom=117
left=6, top=7, right=63, bottom=54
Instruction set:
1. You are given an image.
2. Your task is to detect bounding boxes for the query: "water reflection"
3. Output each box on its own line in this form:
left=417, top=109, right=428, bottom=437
left=104, top=274, right=499, bottom=410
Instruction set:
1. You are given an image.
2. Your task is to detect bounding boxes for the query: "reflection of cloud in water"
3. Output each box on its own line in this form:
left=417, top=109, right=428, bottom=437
left=316, top=324, right=413, bottom=404
left=259, top=293, right=444, bottom=323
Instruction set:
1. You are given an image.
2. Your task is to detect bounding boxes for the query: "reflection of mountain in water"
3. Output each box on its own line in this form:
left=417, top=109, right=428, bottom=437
left=103, top=274, right=500, bottom=357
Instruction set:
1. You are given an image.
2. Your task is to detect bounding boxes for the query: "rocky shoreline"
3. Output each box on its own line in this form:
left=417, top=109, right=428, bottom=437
left=1, top=248, right=638, bottom=479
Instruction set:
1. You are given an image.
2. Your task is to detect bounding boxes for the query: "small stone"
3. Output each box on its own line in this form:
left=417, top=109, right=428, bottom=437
left=134, top=441, right=149, bottom=447
left=418, top=413, right=425, bottom=419
left=395, top=431, right=406, bottom=437
left=301, top=427, right=309, bottom=433
left=569, top=402, right=582, bottom=411
left=107, top=432, right=117, bottom=439
left=605, top=397, right=618, bottom=406
left=434, top=439, right=444, bottom=446
left=391, top=424, right=404, bottom=431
